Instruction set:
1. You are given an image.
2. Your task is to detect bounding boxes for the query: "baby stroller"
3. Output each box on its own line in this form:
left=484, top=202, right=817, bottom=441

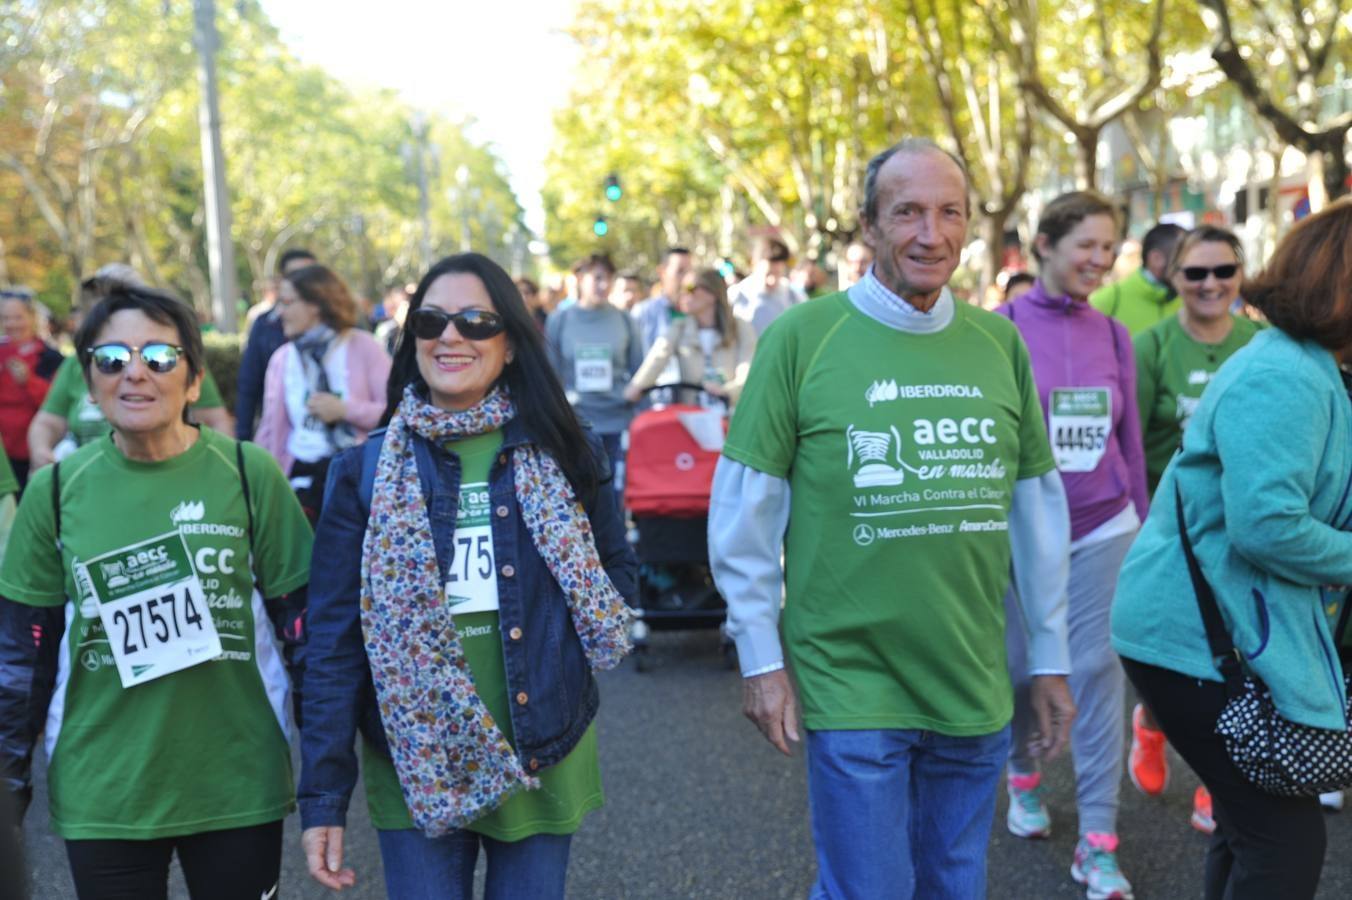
left=623, top=384, right=735, bottom=672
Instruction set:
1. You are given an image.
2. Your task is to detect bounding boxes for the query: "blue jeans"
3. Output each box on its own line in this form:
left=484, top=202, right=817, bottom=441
left=376, top=828, right=572, bottom=900
left=600, top=431, right=624, bottom=491
left=806, top=726, right=1012, bottom=900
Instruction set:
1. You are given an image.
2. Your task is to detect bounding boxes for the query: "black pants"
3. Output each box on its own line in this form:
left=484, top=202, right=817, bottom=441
left=64, top=819, right=282, bottom=900
left=1123, top=657, right=1325, bottom=900
left=288, top=456, right=331, bottom=526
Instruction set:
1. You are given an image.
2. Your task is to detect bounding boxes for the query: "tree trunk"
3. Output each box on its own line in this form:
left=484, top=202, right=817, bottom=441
left=983, top=207, right=1011, bottom=303
left=1320, top=133, right=1350, bottom=203
left=1077, top=133, right=1099, bottom=189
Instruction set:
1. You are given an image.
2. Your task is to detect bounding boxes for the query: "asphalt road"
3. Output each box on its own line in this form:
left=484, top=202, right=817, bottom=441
left=16, top=630, right=1352, bottom=898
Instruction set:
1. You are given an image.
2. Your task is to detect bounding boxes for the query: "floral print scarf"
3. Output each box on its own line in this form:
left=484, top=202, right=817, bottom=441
left=360, top=385, right=632, bottom=835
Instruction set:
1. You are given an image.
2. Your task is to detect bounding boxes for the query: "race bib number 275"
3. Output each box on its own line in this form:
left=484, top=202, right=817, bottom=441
left=76, top=531, right=222, bottom=688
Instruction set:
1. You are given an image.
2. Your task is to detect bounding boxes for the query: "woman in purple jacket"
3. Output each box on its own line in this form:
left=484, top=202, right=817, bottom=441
left=997, top=191, right=1149, bottom=900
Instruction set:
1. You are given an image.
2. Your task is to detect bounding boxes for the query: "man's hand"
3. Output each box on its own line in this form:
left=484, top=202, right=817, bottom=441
left=742, top=669, right=800, bottom=755
left=1028, top=674, right=1075, bottom=760
left=622, top=384, right=643, bottom=404
left=302, top=825, right=356, bottom=891
left=306, top=392, right=347, bottom=425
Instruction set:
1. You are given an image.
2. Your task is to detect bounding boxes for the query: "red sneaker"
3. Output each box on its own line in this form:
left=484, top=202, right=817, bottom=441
left=1191, top=786, right=1216, bottom=834
left=1128, top=704, right=1168, bottom=795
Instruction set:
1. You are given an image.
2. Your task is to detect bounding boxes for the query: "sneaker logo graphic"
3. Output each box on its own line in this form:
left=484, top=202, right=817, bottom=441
left=99, top=560, right=130, bottom=588
left=170, top=500, right=205, bottom=525
left=846, top=425, right=906, bottom=488
left=260, top=886, right=278, bottom=900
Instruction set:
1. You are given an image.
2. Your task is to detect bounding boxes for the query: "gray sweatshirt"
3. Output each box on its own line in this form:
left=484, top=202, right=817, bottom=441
left=545, top=303, right=644, bottom=435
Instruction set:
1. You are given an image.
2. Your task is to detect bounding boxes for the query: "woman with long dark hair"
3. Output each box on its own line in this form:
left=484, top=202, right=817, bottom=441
left=298, top=253, right=636, bottom=899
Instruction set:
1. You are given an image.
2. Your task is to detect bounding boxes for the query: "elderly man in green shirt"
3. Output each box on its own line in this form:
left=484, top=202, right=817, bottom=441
left=710, top=138, right=1075, bottom=900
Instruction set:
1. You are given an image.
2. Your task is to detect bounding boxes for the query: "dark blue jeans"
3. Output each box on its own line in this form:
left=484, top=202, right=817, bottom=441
left=600, top=431, right=624, bottom=492
left=806, top=726, right=1012, bottom=900
left=376, top=828, right=572, bottom=900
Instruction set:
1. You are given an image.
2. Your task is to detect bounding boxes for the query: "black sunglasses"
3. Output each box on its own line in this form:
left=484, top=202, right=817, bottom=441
left=408, top=307, right=506, bottom=341
left=87, top=342, right=184, bottom=375
left=1181, top=264, right=1239, bottom=282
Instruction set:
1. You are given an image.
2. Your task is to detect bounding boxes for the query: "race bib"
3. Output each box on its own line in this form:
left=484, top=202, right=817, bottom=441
left=1050, top=388, right=1112, bottom=473
left=76, top=532, right=222, bottom=688
left=445, top=482, right=499, bottom=615
left=574, top=344, right=614, bottom=393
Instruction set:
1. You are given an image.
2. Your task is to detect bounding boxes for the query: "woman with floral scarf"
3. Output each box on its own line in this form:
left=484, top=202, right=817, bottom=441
left=298, top=253, right=636, bottom=899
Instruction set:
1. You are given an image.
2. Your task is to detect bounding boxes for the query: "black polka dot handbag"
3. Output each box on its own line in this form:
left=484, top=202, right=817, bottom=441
left=1175, top=486, right=1352, bottom=797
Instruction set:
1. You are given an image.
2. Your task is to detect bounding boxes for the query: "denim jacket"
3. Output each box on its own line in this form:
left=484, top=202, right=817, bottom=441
left=297, top=420, right=636, bottom=829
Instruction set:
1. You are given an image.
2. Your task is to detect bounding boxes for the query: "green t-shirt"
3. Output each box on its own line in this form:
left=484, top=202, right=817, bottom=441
left=41, top=355, right=226, bottom=447
left=0, top=428, right=313, bottom=839
left=1134, top=314, right=1263, bottom=496
left=362, top=429, right=603, bottom=838
left=1089, top=268, right=1181, bottom=338
left=723, top=295, right=1055, bottom=735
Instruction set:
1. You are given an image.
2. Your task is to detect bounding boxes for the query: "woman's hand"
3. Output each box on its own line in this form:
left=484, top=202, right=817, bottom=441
left=701, top=380, right=727, bottom=398
left=622, top=384, right=643, bottom=404
left=306, top=392, right=347, bottom=425
left=303, top=825, right=357, bottom=891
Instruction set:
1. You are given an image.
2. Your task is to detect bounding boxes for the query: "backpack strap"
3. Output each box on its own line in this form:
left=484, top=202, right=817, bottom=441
left=51, top=461, right=62, bottom=554
left=235, top=440, right=256, bottom=554
left=358, top=430, right=385, bottom=511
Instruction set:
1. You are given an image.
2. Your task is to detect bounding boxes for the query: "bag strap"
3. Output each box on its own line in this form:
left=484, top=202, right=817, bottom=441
left=51, top=461, right=62, bottom=554
left=1174, top=483, right=1246, bottom=694
left=236, top=440, right=256, bottom=553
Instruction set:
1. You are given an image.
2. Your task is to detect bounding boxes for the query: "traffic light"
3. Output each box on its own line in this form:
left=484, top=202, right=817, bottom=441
left=593, top=216, right=609, bottom=237
left=604, top=173, right=622, bottom=202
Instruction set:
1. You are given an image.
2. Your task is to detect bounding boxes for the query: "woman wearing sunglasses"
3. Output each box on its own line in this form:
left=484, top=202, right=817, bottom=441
left=0, top=285, right=313, bottom=899
left=622, top=267, right=757, bottom=412
left=994, top=191, right=1149, bottom=900
left=299, top=253, right=636, bottom=899
left=255, top=264, right=391, bottom=522
left=1135, top=227, right=1261, bottom=497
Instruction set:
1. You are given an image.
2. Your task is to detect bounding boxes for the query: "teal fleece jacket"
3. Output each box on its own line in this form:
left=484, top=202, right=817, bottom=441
left=1111, top=327, right=1352, bottom=729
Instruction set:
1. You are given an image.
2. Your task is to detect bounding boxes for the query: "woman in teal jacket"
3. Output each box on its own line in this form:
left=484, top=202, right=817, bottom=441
left=1110, top=201, right=1352, bottom=900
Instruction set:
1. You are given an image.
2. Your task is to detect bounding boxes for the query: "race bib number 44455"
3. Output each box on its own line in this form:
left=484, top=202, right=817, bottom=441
left=1050, top=388, right=1112, bottom=473
left=76, top=532, right=221, bottom=688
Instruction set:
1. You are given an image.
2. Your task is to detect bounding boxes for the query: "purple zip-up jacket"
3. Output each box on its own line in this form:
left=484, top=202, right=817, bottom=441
left=996, top=280, right=1149, bottom=541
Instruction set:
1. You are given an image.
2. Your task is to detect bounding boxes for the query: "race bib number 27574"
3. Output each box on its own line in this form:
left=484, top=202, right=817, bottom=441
left=76, top=531, right=222, bottom=688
